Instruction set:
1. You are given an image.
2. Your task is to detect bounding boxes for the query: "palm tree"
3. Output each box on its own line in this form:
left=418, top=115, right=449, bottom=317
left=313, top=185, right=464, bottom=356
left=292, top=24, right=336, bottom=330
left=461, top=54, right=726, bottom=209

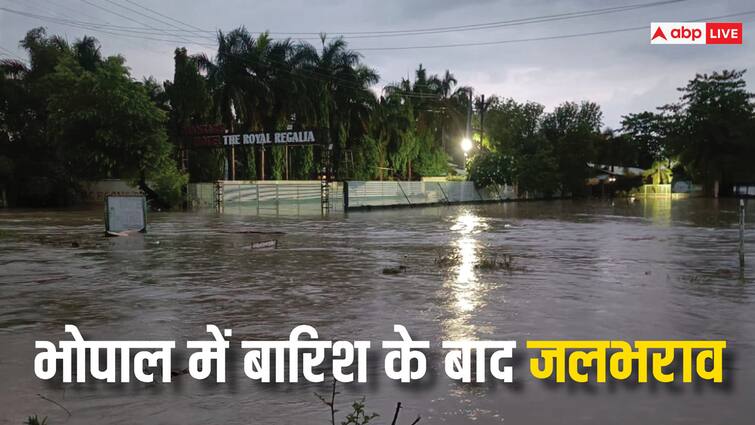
left=194, top=27, right=271, bottom=179
left=296, top=36, right=378, bottom=179
left=193, top=28, right=255, bottom=135
left=429, top=70, right=468, bottom=152
left=381, top=65, right=468, bottom=178
left=643, top=160, right=674, bottom=185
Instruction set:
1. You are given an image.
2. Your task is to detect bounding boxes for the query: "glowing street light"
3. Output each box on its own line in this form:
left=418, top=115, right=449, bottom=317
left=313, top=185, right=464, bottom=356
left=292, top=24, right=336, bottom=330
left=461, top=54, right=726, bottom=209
left=461, top=137, right=473, bottom=154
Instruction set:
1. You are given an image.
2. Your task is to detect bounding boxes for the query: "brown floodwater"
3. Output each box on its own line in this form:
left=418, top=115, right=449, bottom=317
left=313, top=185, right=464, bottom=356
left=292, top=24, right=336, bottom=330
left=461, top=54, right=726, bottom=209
left=0, top=198, right=753, bottom=424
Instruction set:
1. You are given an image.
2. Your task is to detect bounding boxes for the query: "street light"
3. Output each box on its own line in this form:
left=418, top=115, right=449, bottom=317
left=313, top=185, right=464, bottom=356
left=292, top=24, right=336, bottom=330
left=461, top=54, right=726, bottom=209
left=461, top=137, right=473, bottom=154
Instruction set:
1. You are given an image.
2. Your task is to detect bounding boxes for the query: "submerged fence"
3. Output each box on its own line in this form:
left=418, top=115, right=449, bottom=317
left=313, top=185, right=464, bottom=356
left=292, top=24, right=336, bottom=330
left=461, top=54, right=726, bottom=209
left=344, top=181, right=516, bottom=209
left=187, top=181, right=343, bottom=214
left=188, top=180, right=515, bottom=213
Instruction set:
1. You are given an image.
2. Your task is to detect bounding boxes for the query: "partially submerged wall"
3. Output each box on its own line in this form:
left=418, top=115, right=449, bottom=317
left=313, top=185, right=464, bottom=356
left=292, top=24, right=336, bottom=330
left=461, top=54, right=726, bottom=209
left=344, top=181, right=516, bottom=209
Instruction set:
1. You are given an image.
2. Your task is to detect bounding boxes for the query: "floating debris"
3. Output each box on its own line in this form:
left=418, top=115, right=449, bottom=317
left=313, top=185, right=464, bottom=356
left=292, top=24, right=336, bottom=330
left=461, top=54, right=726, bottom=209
left=105, top=229, right=142, bottom=237
left=624, top=236, right=656, bottom=241
left=170, top=367, right=190, bottom=377
left=475, top=254, right=515, bottom=271
left=252, top=239, right=278, bottom=250
left=435, top=249, right=521, bottom=272
left=223, top=228, right=285, bottom=236
left=434, top=251, right=461, bottom=267
left=382, top=265, right=407, bottom=275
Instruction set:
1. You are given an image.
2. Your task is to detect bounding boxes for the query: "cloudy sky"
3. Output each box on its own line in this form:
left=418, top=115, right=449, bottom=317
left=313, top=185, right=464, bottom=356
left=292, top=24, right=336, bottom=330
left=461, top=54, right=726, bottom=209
left=1, top=0, right=753, bottom=127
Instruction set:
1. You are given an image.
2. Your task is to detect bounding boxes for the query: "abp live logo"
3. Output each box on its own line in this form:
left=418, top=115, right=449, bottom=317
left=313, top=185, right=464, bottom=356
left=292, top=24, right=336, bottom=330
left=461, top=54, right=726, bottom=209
left=651, top=22, right=743, bottom=44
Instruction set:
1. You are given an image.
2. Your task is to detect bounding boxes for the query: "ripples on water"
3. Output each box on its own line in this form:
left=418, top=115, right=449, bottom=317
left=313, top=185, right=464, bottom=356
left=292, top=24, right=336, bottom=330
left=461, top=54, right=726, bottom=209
left=0, top=199, right=753, bottom=424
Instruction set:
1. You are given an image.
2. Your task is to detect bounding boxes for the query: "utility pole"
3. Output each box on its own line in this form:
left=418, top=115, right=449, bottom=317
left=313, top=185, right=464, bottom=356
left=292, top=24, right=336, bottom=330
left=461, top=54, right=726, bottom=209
left=477, top=94, right=490, bottom=146
left=465, top=88, right=473, bottom=142
left=480, top=94, right=485, bottom=145
left=231, top=146, right=236, bottom=180
left=741, top=198, right=746, bottom=268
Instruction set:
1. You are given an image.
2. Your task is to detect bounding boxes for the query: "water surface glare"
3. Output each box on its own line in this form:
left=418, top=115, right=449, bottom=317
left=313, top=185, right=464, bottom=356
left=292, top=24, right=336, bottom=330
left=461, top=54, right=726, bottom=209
left=1, top=199, right=754, bottom=424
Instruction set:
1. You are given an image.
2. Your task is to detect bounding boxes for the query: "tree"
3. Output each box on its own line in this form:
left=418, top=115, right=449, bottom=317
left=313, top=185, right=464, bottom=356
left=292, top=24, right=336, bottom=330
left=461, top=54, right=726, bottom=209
left=0, top=28, right=185, bottom=207
left=378, top=64, right=467, bottom=179
left=663, top=70, right=755, bottom=196
left=541, top=101, right=602, bottom=196
left=297, top=36, right=379, bottom=179
left=468, top=150, right=512, bottom=188
left=47, top=55, right=185, bottom=200
left=620, top=111, right=668, bottom=169
left=165, top=48, right=222, bottom=182
left=484, top=98, right=559, bottom=196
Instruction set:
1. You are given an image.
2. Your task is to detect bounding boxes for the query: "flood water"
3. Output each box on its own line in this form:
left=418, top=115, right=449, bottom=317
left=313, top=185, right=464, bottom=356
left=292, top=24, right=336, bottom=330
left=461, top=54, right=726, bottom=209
left=1, top=198, right=754, bottom=424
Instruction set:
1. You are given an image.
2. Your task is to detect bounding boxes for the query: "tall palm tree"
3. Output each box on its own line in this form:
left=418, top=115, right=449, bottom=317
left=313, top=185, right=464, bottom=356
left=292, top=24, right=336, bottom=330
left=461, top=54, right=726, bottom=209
left=430, top=70, right=468, bottom=152
left=193, top=28, right=256, bottom=134
left=296, top=36, right=378, bottom=179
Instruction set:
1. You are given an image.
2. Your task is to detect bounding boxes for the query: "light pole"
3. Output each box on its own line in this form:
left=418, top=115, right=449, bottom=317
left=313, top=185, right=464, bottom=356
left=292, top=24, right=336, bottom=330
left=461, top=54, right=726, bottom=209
left=461, top=137, right=473, bottom=168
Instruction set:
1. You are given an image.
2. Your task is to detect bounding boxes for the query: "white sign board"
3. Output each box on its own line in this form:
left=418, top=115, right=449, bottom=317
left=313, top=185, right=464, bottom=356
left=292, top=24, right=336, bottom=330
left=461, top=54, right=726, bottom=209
left=106, top=196, right=146, bottom=233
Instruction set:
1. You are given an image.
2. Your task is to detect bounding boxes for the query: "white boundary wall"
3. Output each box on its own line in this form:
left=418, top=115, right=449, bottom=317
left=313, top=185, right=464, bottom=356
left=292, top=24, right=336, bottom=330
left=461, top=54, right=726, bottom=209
left=345, top=181, right=516, bottom=209
left=188, top=180, right=517, bottom=213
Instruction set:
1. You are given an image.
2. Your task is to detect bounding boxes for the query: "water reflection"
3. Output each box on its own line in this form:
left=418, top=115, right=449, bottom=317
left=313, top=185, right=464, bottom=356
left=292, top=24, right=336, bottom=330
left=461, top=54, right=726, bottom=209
left=1, top=199, right=754, bottom=424
left=641, top=197, right=672, bottom=225
left=443, top=211, right=489, bottom=341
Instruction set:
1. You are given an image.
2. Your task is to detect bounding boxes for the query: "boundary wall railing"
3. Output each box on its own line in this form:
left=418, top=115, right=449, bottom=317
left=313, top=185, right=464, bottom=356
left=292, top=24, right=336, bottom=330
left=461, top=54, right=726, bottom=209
left=188, top=180, right=517, bottom=213
left=344, top=181, right=515, bottom=209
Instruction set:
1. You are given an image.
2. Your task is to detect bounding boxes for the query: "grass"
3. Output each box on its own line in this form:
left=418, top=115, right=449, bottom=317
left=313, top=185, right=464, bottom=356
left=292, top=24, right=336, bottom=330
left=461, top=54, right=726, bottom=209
left=24, top=416, right=47, bottom=425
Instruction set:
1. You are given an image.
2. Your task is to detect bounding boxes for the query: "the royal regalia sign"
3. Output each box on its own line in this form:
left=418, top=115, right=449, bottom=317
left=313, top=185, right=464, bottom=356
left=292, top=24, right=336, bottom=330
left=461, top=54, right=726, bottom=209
left=183, top=125, right=322, bottom=148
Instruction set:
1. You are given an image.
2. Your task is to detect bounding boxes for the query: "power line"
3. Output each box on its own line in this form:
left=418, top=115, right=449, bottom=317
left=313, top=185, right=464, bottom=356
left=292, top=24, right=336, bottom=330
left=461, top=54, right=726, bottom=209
left=267, top=0, right=690, bottom=37
left=100, top=0, right=199, bottom=35
left=0, top=3, right=409, bottom=97
left=354, top=9, right=755, bottom=50
left=1, top=0, right=691, bottom=41
left=0, top=6, right=217, bottom=47
left=78, top=0, right=212, bottom=48
left=6, top=1, right=749, bottom=97
left=123, top=0, right=207, bottom=33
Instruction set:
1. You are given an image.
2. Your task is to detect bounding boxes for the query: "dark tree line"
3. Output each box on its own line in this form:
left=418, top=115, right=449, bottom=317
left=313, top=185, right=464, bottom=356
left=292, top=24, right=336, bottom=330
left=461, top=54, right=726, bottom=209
left=2, top=27, right=753, bottom=207
left=469, top=70, right=755, bottom=198
left=0, top=27, right=469, bottom=206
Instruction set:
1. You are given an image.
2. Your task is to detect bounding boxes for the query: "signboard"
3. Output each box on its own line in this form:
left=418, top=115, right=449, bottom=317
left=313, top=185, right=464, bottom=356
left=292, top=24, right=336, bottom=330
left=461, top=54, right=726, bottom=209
left=222, top=130, right=317, bottom=146
left=182, top=125, right=322, bottom=149
left=105, top=196, right=147, bottom=233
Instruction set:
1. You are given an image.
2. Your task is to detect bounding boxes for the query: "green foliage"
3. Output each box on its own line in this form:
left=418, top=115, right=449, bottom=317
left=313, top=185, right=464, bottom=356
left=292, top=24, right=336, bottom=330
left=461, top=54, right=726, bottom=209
left=166, top=48, right=209, bottom=129
left=24, top=416, right=47, bottom=425
left=481, top=98, right=590, bottom=196
left=414, top=146, right=448, bottom=177
left=341, top=398, right=379, bottom=425
left=619, top=112, right=667, bottom=168
left=46, top=55, right=171, bottom=181
left=412, top=132, right=448, bottom=177
left=642, top=160, right=673, bottom=185
left=514, top=137, right=561, bottom=196
left=6, top=25, right=753, bottom=206
left=374, top=64, right=469, bottom=180
left=0, top=28, right=183, bottom=207
left=663, top=70, right=755, bottom=194
left=351, top=135, right=381, bottom=180
left=271, top=146, right=285, bottom=180
left=468, top=150, right=512, bottom=188
left=541, top=101, right=602, bottom=196
left=485, top=98, right=544, bottom=154
left=145, top=159, right=189, bottom=208
left=291, top=146, right=314, bottom=179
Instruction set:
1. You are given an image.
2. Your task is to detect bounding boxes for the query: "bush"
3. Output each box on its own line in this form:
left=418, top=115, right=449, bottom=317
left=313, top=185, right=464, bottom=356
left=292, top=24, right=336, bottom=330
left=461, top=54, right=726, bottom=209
left=467, top=150, right=512, bottom=188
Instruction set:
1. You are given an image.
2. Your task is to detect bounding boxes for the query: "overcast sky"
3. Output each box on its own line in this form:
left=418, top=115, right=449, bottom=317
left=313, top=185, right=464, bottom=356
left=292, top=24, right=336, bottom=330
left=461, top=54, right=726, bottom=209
left=1, top=0, right=753, bottom=127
